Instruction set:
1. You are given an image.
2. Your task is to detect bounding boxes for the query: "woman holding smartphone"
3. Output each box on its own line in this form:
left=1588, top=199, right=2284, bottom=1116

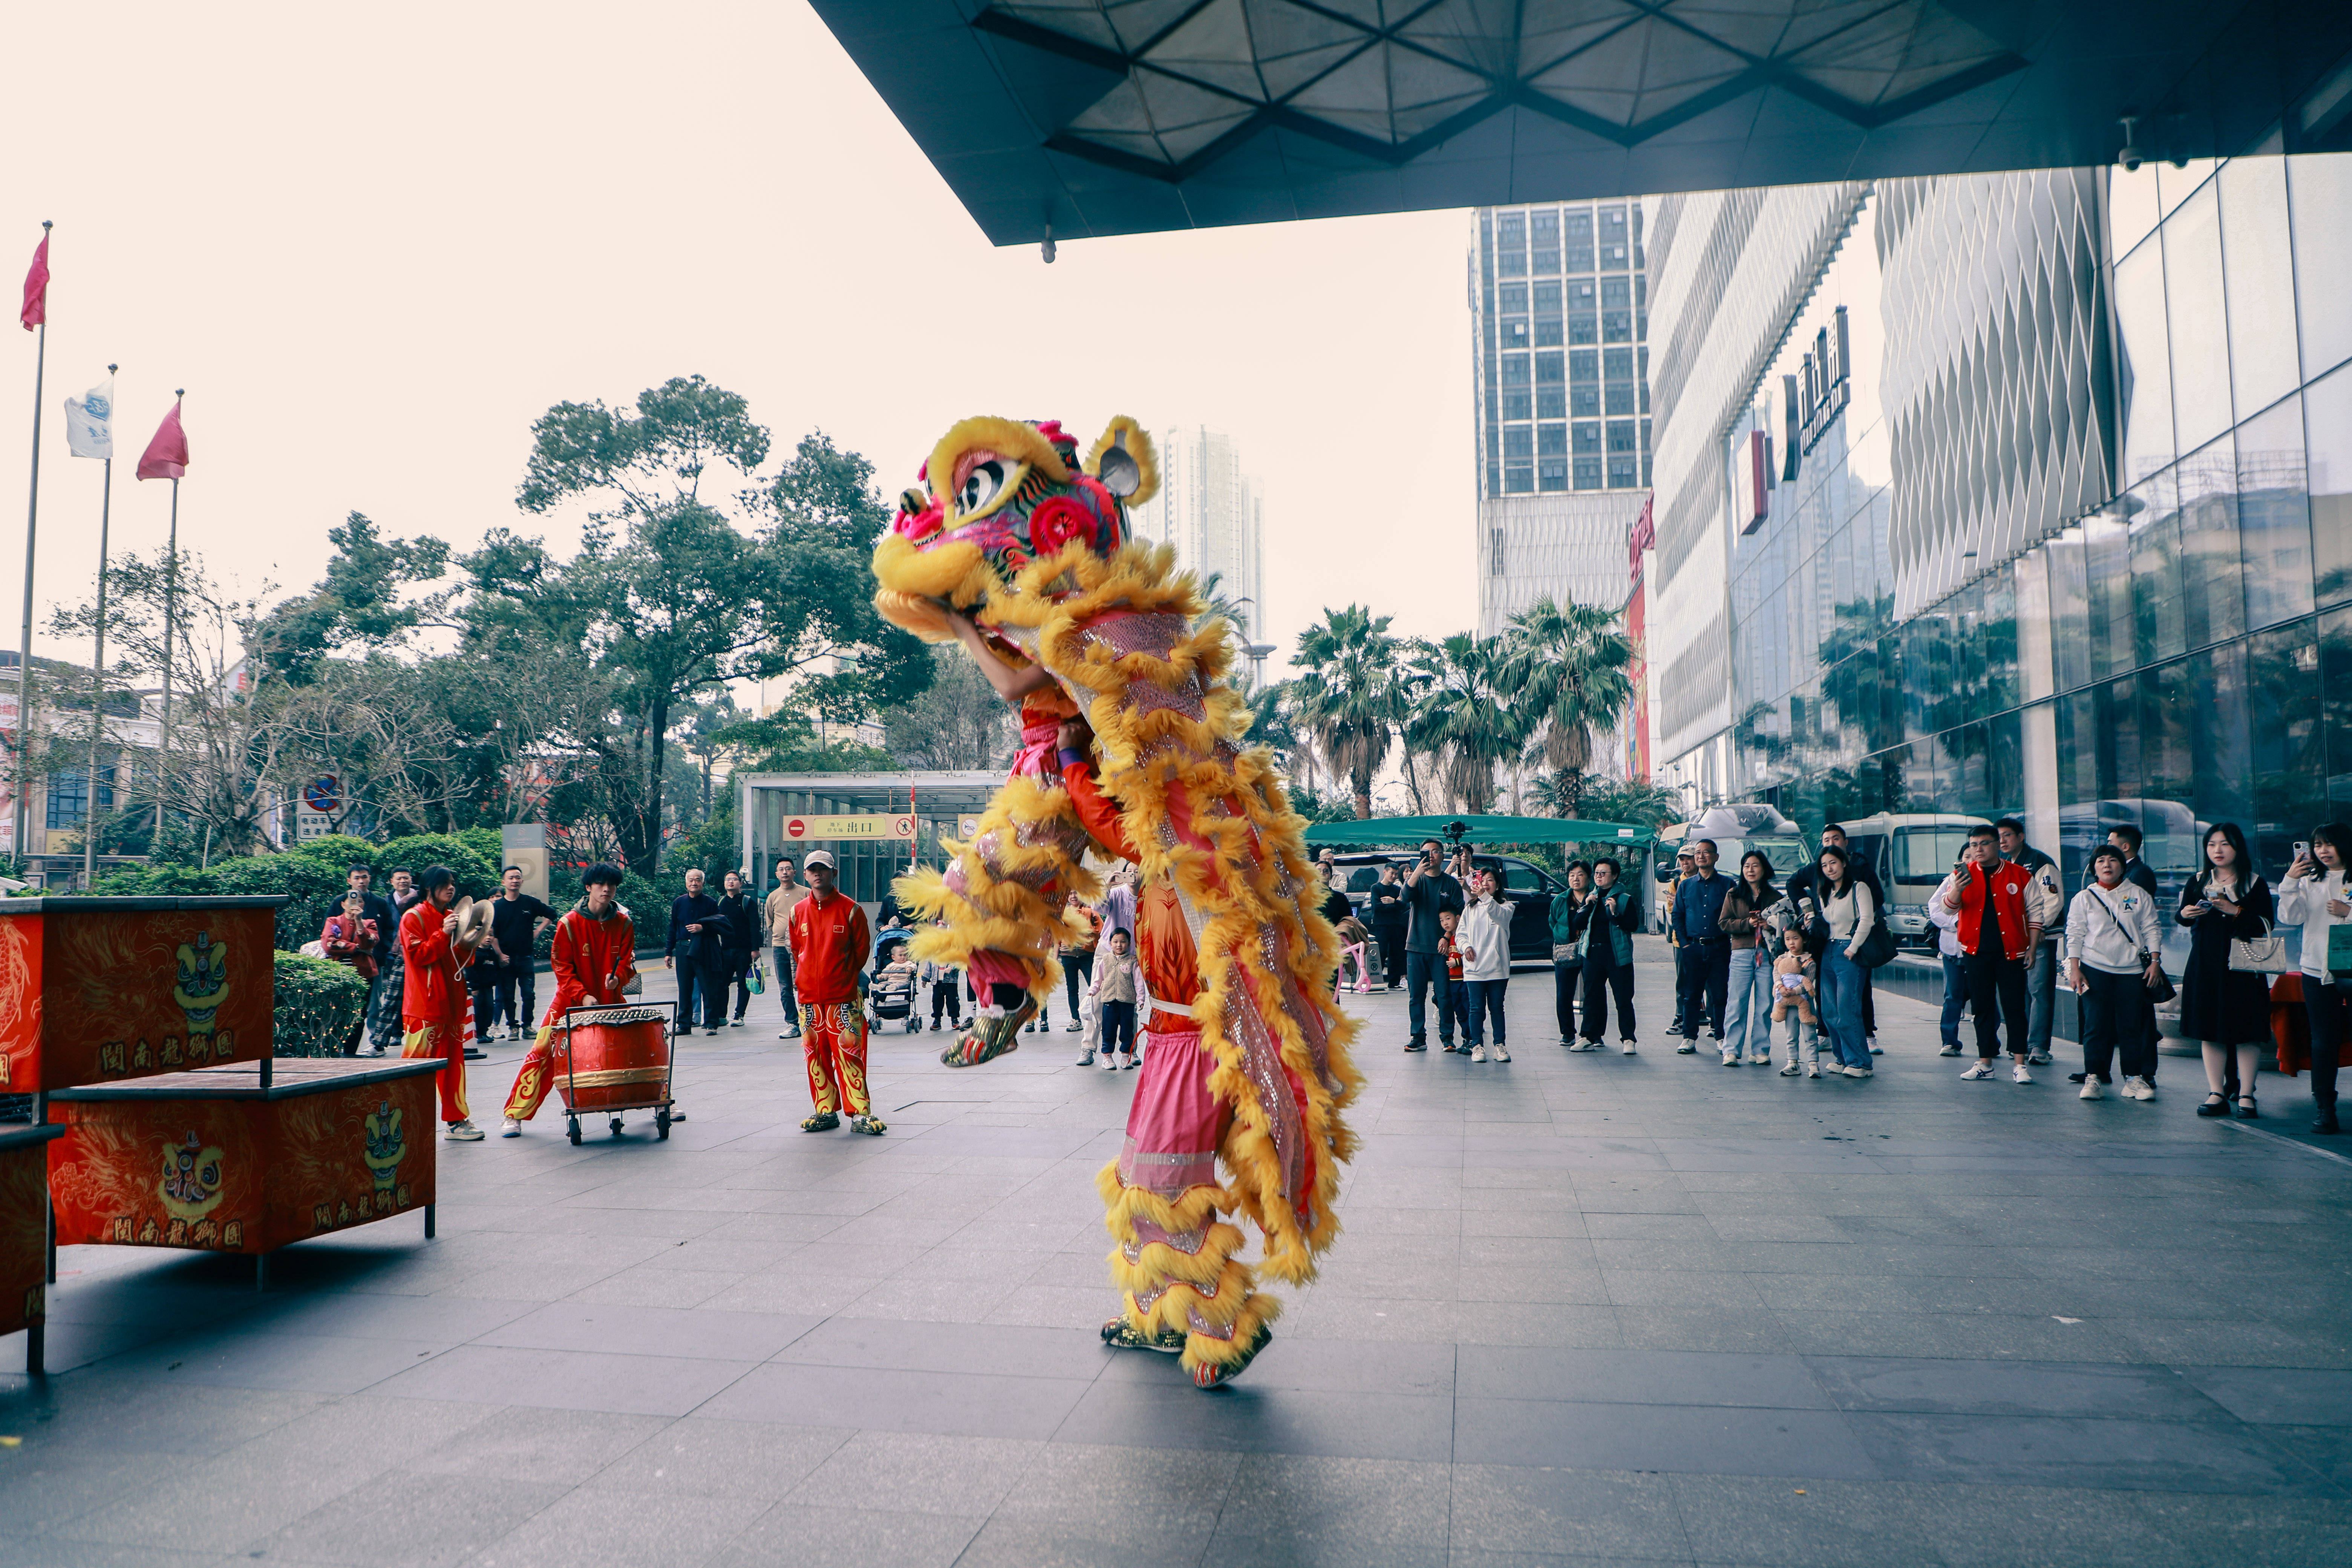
left=2178, top=822, right=2276, bottom=1119
left=2278, top=822, right=2352, bottom=1133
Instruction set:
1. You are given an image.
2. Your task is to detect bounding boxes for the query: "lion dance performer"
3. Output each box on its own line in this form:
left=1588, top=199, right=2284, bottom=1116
left=401, top=865, right=487, bottom=1142
left=501, top=862, right=640, bottom=1137
left=869, top=413, right=1359, bottom=1388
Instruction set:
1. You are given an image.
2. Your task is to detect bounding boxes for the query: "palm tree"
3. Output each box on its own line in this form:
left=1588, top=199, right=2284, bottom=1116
left=1577, top=774, right=1682, bottom=829
left=1405, top=633, right=1522, bottom=813
left=1500, top=596, right=1636, bottom=818
left=1289, top=605, right=1406, bottom=819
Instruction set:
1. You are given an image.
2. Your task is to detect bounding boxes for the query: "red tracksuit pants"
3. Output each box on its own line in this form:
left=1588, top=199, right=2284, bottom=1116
left=801, top=1001, right=870, bottom=1116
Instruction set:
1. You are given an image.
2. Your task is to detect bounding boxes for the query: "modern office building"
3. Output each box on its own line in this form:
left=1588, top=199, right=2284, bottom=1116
left=1645, top=144, right=2352, bottom=911
left=1130, top=426, right=1266, bottom=639
left=1470, top=201, right=1654, bottom=637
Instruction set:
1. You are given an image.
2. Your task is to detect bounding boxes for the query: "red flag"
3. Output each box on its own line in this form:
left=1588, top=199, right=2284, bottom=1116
left=136, top=400, right=189, bottom=481
left=18, top=229, right=46, bottom=332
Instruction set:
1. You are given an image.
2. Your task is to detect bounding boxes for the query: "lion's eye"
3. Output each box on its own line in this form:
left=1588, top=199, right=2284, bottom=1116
left=958, top=461, right=1005, bottom=515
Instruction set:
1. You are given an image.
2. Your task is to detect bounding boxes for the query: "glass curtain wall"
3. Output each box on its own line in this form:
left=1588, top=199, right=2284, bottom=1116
left=1723, top=150, right=2352, bottom=953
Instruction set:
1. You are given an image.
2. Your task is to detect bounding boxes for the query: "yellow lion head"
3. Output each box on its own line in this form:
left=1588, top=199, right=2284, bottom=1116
left=870, top=415, right=1159, bottom=642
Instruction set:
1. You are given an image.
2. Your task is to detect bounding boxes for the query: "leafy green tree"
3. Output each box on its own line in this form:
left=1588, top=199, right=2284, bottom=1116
left=471, top=380, right=928, bottom=873
left=1500, top=596, right=1635, bottom=817
left=1290, top=605, right=1408, bottom=819
left=253, top=512, right=450, bottom=684
left=881, top=644, right=1009, bottom=770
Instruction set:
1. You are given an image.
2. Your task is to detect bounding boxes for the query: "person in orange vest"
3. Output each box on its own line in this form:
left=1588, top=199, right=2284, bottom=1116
left=501, top=862, right=641, bottom=1135
left=791, top=850, right=880, bottom=1134
left=401, top=866, right=489, bottom=1141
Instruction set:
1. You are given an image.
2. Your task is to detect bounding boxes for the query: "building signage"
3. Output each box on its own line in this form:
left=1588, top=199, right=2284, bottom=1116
left=1797, top=305, right=1851, bottom=456
left=780, top=814, right=916, bottom=841
left=1733, top=430, right=1771, bottom=536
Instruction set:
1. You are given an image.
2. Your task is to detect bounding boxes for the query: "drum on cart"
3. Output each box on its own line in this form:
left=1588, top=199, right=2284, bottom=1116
left=558, top=1004, right=675, bottom=1144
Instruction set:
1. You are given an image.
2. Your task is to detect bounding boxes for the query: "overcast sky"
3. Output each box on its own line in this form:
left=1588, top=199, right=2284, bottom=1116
left=0, top=0, right=1478, bottom=697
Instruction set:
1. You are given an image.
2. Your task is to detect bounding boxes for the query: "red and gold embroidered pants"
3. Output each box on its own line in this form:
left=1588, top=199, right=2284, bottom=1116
left=1100, top=1024, right=1272, bottom=1380
left=402, top=1020, right=469, bottom=1124
left=502, top=1024, right=564, bottom=1122
left=802, top=1001, right=870, bottom=1116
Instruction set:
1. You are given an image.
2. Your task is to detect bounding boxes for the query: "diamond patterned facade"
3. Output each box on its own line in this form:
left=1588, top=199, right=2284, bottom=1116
left=1877, top=170, right=2115, bottom=620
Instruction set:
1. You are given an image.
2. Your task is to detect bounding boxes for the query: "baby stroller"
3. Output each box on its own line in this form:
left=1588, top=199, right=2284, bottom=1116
left=867, top=929, right=921, bottom=1033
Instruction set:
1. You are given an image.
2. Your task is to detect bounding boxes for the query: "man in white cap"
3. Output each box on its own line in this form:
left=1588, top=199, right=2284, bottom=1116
left=788, top=850, right=881, bottom=1134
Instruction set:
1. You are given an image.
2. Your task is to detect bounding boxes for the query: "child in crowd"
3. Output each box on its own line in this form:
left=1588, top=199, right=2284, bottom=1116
left=1770, top=923, right=1822, bottom=1077
left=1335, top=914, right=1372, bottom=994
left=925, top=926, right=964, bottom=1032
left=1084, top=926, right=1144, bottom=1068
left=1439, top=907, right=1470, bottom=1051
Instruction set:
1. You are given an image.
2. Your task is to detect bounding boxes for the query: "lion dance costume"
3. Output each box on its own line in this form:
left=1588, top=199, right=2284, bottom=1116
left=870, top=414, right=1360, bottom=1388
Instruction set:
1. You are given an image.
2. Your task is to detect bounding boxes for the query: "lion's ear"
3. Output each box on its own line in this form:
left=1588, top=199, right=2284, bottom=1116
left=1087, top=416, right=1158, bottom=507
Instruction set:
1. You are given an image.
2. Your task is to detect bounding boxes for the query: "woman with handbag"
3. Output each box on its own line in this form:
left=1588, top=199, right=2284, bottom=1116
left=2277, top=821, right=2352, bottom=1133
left=2064, top=845, right=2167, bottom=1102
left=1548, top=861, right=1592, bottom=1045
left=1718, top=852, right=1779, bottom=1067
left=1813, top=846, right=1878, bottom=1079
left=2179, top=822, right=2277, bottom=1119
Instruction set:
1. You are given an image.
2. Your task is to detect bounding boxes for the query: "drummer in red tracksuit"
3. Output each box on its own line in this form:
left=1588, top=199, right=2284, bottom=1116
left=791, top=849, right=879, bottom=1135
left=401, top=865, right=486, bottom=1142
left=501, top=862, right=641, bottom=1136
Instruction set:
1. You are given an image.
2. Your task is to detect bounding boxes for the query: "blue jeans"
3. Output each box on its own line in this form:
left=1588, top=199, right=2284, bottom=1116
left=1406, top=950, right=1456, bottom=1043
left=1939, top=953, right=1966, bottom=1049
left=1723, top=946, right=1773, bottom=1058
left=1464, top=978, right=1507, bottom=1046
left=1819, top=948, right=1871, bottom=1068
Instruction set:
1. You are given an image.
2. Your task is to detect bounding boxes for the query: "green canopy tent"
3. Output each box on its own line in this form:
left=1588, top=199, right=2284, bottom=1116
left=1302, top=814, right=1657, bottom=853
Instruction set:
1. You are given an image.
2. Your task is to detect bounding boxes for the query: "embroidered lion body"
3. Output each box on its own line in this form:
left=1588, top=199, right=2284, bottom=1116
left=869, top=414, right=1358, bottom=1286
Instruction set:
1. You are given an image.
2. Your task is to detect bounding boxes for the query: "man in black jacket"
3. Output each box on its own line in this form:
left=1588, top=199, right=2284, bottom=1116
left=1401, top=839, right=1465, bottom=1052
left=343, top=865, right=398, bottom=1057
left=666, top=868, right=730, bottom=1037
left=488, top=867, right=558, bottom=1040
left=1370, top=863, right=1409, bottom=989
left=715, top=870, right=762, bottom=1026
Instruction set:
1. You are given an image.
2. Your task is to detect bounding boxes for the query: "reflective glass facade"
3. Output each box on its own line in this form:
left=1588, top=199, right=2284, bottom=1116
left=1672, top=150, right=2352, bottom=942
left=1472, top=204, right=1651, bottom=499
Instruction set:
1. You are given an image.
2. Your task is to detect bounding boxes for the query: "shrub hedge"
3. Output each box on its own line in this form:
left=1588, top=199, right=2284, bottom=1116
left=272, top=950, right=370, bottom=1057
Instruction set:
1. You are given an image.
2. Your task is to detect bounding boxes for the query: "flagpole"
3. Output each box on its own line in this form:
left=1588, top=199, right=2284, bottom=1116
left=14, top=221, right=50, bottom=872
left=83, top=363, right=115, bottom=890
left=158, top=396, right=181, bottom=836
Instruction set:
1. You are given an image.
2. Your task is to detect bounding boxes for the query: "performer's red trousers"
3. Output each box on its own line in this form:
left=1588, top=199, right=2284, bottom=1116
left=802, top=1001, right=870, bottom=1116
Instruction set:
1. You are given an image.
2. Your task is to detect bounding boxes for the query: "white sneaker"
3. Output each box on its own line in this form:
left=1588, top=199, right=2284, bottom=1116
left=1721, top=1049, right=1740, bottom=1067
left=1470, top=1045, right=1487, bottom=1063
left=1868, top=1037, right=1882, bottom=1054
left=445, top=1120, right=485, bottom=1142
left=1566, top=1039, right=1595, bottom=1052
left=1961, top=1062, right=1994, bottom=1080
left=1806, top=1062, right=1821, bottom=1078
left=1779, top=1063, right=1800, bottom=1076
left=2028, top=1051, right=2053, bottom=1066
left=500, top=1118, right=521, bottom=1138
left=2012, top=1063, right=2034, bottom=1084
left=2079, top=1078, right=2104, bottom=1099
left=1621, top=1039, right=1638, bottom=1055
left=1492, top=1044, right=1510, bottom=1062
left=1938, top=1044, right=1962, bottom=1056
left=1746, top=1052, right=1771, bottom=1066
left=2125, top=1075, right=2156, bottom=1101
left=1843, top=1065, right=1872, bottom=1079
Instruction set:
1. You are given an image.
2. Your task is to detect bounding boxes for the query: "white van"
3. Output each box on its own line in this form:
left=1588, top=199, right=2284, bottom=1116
left=1833, top=813, right=1988, bottom=949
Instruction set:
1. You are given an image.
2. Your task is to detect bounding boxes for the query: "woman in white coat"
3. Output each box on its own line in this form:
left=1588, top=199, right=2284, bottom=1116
left=2064, top=844, right=2167, bottom=1101
left=2278, top=822, right=2352, bottom=1134
left=1458, top=868, right=1516, bottom=1063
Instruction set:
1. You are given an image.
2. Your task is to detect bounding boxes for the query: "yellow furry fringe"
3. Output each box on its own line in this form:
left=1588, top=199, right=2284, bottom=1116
left=896, top=775, right=1094, bottom=1006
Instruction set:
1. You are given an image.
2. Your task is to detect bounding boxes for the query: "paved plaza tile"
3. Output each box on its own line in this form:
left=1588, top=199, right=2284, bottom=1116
left=5, top=949, right=2352, bottom=1565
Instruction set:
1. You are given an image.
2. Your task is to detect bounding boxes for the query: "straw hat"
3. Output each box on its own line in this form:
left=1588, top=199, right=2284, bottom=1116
left=450, top=896, right=496, bottom=949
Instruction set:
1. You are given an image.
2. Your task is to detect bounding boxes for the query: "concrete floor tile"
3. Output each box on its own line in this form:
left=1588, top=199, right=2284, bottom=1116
left=699, top=1360, right=1090, bottom=1439
left=1456, top=1398, right=1877, bottom=1480
left=251, top=1470, right=569, bottom=1565
left=470, top=1483, right=775, bottom=1568
left=367, top=1343, right=755, bottom=1417
left=1450, top=1464, right=1690, bottom=1559
left=706, top=1503, right=984, bottom=1568
left=401, top=1406, right=674, bottom=1485
left=1850, top=1409, right=2321, bottom=1494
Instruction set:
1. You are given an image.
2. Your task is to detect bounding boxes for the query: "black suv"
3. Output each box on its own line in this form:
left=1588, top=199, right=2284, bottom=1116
left=1329, top=851, right=1565, bottom=968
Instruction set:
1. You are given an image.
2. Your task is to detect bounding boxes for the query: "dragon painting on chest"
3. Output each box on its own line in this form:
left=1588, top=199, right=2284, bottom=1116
left=870, top=414, right=1359, bottom=1385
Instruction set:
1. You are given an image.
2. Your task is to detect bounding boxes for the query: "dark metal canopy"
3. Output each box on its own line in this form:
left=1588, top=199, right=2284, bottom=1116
left=811, top=1, right=2352, bottom=244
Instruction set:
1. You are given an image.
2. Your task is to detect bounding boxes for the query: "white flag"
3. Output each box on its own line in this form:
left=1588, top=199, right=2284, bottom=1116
left=64, top=377, right=113, bottom=459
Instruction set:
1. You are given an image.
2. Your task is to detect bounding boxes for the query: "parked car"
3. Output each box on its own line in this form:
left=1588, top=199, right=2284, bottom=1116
left=1330, top=850, right=1565, bottom=967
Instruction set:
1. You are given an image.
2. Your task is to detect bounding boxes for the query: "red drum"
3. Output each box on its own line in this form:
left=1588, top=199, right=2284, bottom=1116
left=559, top=1005, right=673, bottom=1114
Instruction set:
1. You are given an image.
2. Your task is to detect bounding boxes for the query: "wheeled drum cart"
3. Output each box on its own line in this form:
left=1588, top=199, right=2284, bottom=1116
left=556, top=1004, right=676, bottom=1145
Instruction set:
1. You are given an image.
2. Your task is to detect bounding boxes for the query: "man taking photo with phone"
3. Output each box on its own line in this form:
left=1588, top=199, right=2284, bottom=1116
left=1401, top=839, right=1465, bottom=1052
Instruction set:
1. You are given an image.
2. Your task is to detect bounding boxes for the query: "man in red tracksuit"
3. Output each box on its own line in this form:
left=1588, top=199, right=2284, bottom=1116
left=1939, top=824, right=2043, bottom=1083
left=501, top=862, right=640, bottom=1135
left=791, top=850, right=879, bottom=1135
left=401, top=865, right=486, bottom=1141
